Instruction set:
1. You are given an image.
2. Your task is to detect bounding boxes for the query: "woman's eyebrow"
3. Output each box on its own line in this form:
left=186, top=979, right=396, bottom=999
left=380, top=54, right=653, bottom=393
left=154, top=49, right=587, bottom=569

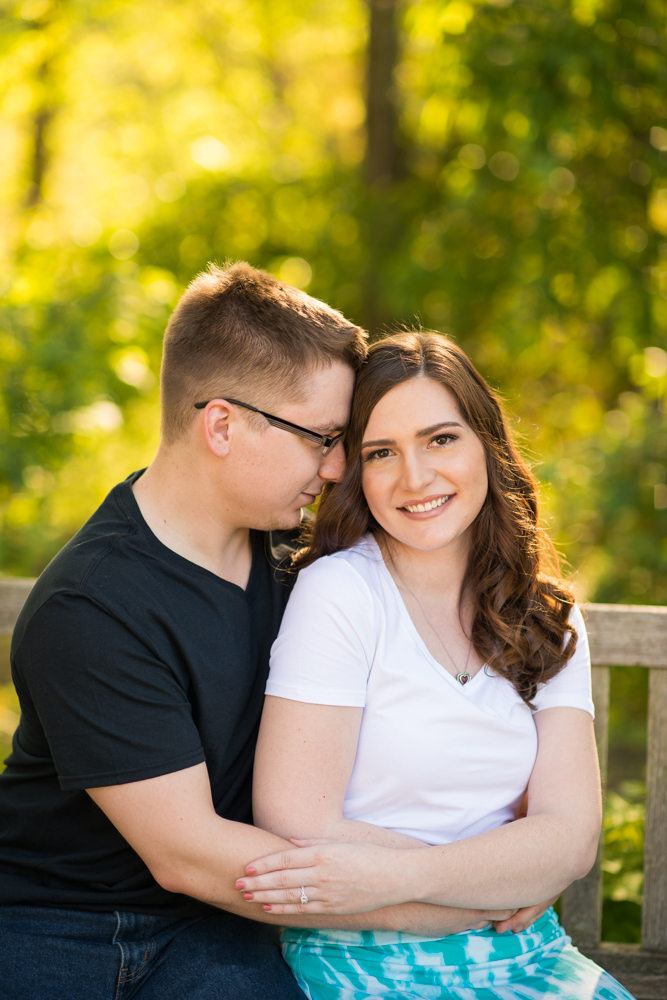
left=416, top=420, right=462, bottom=438
left=362, top=421, right=462, bottom=449
left=362, top=437, right=395, bottom=448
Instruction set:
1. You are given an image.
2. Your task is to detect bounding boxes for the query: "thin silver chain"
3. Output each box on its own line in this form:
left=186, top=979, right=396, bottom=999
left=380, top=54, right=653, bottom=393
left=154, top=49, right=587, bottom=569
left=388, top=556, right=473, bottom=680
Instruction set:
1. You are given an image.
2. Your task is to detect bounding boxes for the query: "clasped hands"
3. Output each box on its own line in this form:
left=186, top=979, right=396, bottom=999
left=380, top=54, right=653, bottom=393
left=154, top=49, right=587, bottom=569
left=235, top=838, right=557, bottom=935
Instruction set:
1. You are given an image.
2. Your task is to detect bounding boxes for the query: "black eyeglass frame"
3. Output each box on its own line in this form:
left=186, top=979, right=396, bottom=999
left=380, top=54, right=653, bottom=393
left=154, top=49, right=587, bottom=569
left=193, top=398, right=345, bottom=455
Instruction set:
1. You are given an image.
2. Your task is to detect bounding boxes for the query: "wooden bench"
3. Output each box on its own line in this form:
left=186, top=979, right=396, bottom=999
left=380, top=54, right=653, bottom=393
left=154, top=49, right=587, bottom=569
left=560, top=604, right=667, bottom=1000
left=1, top=581, right=666, bottom=998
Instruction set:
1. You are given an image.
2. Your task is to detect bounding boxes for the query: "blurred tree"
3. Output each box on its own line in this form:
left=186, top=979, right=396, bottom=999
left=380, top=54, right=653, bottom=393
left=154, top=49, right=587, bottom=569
left=0, top=0, right=665, bottom=606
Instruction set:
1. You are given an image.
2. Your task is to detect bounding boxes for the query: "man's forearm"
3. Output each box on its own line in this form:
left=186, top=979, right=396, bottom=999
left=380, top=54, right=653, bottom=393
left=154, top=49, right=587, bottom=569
left=225, top=895, right=509, bottom=937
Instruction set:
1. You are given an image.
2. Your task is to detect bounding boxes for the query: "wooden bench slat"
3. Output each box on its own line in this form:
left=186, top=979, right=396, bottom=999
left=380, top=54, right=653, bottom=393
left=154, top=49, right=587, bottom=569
left=642, top=668, right=667, bottom=953
left=560, top=664, right=609, bottom=949
left=582, top=945, right=667, bottom=999
left=3, top=589, right=667, bottom=666
left=586, top=605, right=667, bottom=668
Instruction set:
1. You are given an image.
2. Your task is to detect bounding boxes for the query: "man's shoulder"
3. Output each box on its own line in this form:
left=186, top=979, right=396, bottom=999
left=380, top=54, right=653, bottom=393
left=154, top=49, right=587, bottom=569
left=11, top=477, right=141, bottom=650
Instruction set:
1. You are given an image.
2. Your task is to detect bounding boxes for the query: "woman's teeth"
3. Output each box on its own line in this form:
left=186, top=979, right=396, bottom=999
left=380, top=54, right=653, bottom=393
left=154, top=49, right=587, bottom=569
left=402, top=496, right=450, bottom=513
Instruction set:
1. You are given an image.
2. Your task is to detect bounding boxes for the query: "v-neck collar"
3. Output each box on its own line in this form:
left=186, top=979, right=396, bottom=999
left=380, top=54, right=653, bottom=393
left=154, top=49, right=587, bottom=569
left=367, top=534, right=486, bottom=693
left=118, top=472, right=262, bottom=602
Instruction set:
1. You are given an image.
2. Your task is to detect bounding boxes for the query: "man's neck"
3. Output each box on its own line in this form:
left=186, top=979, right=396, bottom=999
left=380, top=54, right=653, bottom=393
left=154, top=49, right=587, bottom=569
left=131, top=445, right=253, bottom=589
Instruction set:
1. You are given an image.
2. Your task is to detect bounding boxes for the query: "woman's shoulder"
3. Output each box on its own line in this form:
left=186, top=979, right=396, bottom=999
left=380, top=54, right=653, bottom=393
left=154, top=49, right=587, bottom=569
left=277, top=538, right=382, bottom=656
left=297, top=535, right=384, bottom=593
left=531, top=601, right=593, bottom=715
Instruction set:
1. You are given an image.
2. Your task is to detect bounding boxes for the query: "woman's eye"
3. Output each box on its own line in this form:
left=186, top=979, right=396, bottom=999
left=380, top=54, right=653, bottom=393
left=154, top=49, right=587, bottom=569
left=430, top=434, right=457, bottom=447
left=364, top=448, right=392, bottom=462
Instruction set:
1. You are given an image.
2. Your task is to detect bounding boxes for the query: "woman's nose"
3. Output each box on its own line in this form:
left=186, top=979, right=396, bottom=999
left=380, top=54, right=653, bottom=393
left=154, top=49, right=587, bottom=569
left=401, top=453, right=436, bottom=493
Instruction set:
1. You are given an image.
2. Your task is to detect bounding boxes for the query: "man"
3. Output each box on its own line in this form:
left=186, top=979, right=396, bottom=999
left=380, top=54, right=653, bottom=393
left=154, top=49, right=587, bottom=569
left=0, top=263, right=514, bottom=999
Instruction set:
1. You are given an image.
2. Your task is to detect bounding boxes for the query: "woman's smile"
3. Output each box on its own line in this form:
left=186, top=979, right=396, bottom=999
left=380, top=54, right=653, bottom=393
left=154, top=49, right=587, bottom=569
left=399, top=493, right=453, bottom=517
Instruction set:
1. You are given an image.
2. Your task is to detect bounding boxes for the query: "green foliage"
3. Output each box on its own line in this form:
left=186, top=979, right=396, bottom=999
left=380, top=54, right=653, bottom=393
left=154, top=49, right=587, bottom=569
left=1, top=0, right=666, bottom=595
left=376, top=0, right=667, bottom=605
left=602, top=781, right=645, bottom=942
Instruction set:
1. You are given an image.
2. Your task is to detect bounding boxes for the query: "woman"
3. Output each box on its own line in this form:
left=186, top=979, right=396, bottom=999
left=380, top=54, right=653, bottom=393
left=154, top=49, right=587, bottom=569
left=240, top=332, right=632, bottom=999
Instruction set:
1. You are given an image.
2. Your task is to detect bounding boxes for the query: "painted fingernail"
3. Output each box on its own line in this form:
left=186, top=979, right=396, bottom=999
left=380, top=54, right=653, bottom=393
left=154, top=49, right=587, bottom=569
left=236, top=881, right=245, bottom=890
left=246, top=866, right=256, bottom=875
left=243, top=892, right=253, bottom=900
left=263, top=905, right=272, bottom=911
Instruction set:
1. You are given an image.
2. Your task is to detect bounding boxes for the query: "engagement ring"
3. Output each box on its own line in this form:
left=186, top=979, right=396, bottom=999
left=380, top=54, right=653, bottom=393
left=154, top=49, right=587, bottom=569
left=300, top=887, right=309, bottom=904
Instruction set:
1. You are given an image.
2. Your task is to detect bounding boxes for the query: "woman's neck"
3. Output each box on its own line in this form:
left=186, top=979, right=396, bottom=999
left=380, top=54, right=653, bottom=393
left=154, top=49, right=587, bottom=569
left=377, top=531, right=470, bottom=606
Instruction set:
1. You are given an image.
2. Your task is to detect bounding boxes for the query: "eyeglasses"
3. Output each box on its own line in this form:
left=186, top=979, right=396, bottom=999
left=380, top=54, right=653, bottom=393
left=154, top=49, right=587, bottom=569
left=193, top=398, right=345, bottom=455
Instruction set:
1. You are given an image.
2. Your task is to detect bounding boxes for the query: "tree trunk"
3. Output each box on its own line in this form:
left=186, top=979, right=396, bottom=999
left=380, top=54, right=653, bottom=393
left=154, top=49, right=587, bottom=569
left=364, top=0, right=402, bottom=335
left=365, top=0, right=400, bottom=186
left=25, top=95, right=54, bottom=207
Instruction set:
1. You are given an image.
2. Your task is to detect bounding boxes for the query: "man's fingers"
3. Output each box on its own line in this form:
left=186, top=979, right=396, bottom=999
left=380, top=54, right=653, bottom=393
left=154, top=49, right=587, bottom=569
left=493, top=902, right=548, bottom=934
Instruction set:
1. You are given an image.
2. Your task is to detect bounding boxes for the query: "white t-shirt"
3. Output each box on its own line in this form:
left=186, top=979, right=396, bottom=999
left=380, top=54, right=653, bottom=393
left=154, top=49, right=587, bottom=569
left=266, top=534, right=594, bottom=847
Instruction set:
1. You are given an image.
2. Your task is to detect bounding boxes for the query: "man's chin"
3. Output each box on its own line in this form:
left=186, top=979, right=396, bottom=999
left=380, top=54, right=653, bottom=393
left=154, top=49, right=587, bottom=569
left=266, top=507, right=305, bottom=532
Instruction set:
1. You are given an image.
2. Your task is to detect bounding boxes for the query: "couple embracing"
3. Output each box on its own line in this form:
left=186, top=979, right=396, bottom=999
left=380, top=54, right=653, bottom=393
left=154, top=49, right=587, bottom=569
left=0, top=263, right=633, bottom=1000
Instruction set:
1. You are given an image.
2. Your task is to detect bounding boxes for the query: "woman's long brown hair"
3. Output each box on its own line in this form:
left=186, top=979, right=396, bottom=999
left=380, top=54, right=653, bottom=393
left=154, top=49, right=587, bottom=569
left=296, top=331, right=577, bottom=706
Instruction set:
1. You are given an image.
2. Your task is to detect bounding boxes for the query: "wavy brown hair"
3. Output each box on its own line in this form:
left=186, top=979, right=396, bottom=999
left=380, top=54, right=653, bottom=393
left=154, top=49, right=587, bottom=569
left=295, top=331, right=577, bottom=706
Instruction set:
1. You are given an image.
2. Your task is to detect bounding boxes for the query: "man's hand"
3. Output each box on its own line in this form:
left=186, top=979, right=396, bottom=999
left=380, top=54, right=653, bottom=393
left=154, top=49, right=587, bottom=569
left=384, top=903, right=520, bottom=938
left=492, top=896, right=560, bottom=934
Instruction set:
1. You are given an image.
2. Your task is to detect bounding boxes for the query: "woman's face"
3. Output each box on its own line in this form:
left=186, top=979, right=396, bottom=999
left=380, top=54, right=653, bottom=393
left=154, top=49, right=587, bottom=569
left=360, top=377, right=489, bottom=555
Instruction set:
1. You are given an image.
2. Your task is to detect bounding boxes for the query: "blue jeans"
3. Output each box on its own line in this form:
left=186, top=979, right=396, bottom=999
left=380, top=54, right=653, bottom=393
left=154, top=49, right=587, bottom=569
left=0, top=904, right=306, bottom=999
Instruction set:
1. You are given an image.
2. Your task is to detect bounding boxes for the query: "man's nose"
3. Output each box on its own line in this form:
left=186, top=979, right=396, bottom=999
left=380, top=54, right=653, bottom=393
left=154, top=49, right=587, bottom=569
left=319, top=439, right=346, bottom=483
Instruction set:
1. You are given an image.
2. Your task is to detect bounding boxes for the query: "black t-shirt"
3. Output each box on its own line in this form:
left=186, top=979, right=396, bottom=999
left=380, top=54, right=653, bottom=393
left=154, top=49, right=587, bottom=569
left=0, top=471, right=297, bottom=916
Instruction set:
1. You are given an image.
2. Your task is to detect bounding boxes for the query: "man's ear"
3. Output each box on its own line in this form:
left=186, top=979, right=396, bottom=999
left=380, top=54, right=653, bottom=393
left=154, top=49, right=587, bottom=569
left=201, top=401, right=238, bottom=458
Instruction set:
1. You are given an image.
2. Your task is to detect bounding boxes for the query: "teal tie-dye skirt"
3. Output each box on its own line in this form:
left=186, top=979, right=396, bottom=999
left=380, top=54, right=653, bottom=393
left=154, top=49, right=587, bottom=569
left=281, top=909, right=633, bottom=999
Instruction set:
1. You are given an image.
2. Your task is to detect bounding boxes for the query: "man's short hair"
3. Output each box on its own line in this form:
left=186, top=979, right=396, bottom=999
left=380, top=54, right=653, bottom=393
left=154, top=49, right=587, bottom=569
left=160, top=261, right=368, bottom=443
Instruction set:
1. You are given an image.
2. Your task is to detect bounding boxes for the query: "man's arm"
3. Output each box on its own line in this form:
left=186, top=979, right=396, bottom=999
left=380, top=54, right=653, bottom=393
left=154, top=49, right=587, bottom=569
left=87, top=763, right=515, bottom=934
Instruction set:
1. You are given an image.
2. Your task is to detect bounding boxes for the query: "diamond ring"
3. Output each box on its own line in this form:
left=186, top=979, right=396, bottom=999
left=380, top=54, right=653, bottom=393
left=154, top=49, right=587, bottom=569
left=300, top=887, right=309, bottom=904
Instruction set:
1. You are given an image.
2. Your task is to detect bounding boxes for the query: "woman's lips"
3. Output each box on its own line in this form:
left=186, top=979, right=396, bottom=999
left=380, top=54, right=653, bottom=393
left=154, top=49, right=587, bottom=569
left=398, top=494, right=453, bottom=517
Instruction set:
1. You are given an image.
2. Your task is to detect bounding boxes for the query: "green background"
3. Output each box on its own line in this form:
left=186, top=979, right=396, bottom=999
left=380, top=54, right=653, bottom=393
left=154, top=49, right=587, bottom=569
left=2, top=0, right=666, bottom=943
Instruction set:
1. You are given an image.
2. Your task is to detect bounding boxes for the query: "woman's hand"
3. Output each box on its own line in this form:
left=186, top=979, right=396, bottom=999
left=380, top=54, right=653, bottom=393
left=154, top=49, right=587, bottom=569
left=237, top=838, right=523, bottom=931
left=236, top=838, right=418, bottom=915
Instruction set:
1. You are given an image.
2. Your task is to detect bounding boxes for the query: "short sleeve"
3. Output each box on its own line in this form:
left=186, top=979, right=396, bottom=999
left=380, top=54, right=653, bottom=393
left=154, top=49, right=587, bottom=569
left=266, top=555, right=376, bottom=707
left=13, top=594, right=206, bottom=790
left=532, top=604, right=594, bottom=717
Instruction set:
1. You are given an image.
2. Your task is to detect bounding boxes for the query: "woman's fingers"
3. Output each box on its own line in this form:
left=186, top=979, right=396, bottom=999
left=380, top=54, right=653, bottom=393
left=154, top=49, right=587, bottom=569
left=236, top=866, right=316, bottom=893
left=239, top=842, right=405, bottom=914
left=289, top=837, right=335, bottom=847
left=244, top=847, right=317, bottom=876
left=260, top=901, right=329, bottom=914
left=241, top=886, right=319, bottom=905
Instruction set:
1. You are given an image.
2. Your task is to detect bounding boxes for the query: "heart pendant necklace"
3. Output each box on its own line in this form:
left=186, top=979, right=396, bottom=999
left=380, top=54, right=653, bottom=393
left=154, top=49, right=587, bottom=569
left=390, top=558, right=473, bottom=685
